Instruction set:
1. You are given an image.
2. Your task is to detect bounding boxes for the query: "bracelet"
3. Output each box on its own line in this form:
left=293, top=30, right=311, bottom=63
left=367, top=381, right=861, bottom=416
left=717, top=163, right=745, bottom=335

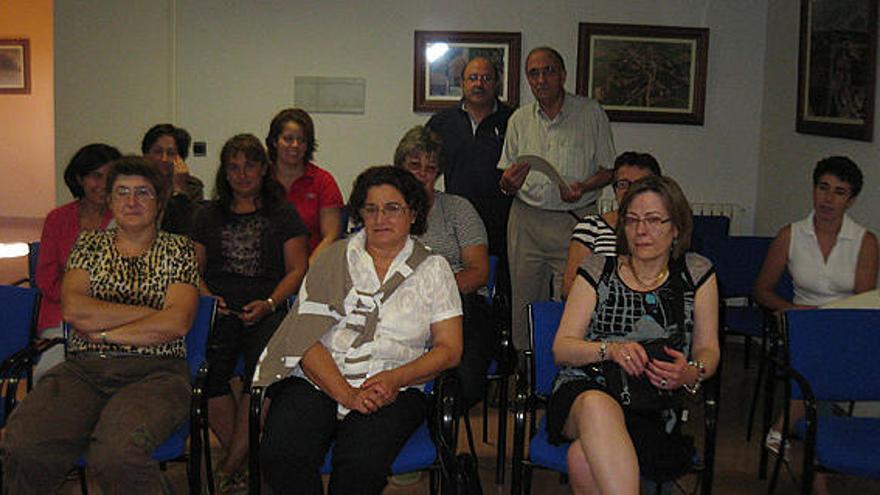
left=597, top=341, right=608, bottom=361
left=266, top=297, right=277, bottom=312
left=682, top=359, right=706, bottom=396
left=100, top=331, right=108, bottom=345
left=498, top=180, right=513, bottom=196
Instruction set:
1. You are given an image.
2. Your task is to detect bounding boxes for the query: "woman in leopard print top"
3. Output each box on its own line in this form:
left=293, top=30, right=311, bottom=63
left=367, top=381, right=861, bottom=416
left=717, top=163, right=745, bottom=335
left=2, top=157, right=200, bottom=494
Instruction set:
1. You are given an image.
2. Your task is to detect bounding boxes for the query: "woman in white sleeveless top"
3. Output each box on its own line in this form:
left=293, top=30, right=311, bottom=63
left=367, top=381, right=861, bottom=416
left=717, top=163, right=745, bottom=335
left=754, top=156, right=878, bottom=494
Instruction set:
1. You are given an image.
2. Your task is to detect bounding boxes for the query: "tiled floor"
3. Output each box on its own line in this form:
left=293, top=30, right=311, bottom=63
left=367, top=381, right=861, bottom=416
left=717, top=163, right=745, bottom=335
left=57, top=342, right=879, bottom=493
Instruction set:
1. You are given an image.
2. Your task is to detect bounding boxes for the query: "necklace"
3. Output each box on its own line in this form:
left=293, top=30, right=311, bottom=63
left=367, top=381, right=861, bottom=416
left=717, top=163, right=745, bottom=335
left=621, top=259, right=668, bottom=288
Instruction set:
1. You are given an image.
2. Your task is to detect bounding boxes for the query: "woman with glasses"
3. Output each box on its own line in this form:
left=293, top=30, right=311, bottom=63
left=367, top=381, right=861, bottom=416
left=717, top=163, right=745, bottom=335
left=561, top=152, right=662, bottom=298
left=394, top=125, right=492, bottom=413
left=33, top=143, right=121, bottom=382
left=256, top=165, right=462, bottom=494
left=3, top=157, right=201, bottom=494
left=190, top=134, right=309, bottom=492
left=548, top=176, right=720, bottom=494
left=266, top=108, right=344, bottom=263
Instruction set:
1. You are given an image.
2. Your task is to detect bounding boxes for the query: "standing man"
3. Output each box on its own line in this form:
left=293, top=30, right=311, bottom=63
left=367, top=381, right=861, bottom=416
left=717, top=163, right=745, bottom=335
left=427, top=57, right=514, bottom=270
left=498, top=47, right=615, bottom=350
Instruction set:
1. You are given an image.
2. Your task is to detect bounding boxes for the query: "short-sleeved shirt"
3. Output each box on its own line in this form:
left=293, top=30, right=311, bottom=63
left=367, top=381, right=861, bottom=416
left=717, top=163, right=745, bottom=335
left=283, top=162, right=344, bottom=253
left=418, top=191, right=488, bottom=273
left=571, top=214, right=617, bottom=256
left=65, top=229, right=200, bottom=358
left=498, top=92, right=616, bottom=210
left=292, top=231, right=462, bottom=415
left=553, top=253, right=714, bottom=391
left=191, top=202, right=308, bottom=309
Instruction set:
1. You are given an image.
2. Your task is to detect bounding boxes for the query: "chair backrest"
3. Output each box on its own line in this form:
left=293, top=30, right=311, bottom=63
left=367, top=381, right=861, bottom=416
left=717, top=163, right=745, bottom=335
left=785, top=309, right=880, bottom=402
left=528, top=301, right=564, bottom=397
left=691, top=215, right=731, bottom=255
left=703, top=235, right=789, bottom=300
left=27, top=242, right=40, bottom=289
left=0, top=285, right=40, bottom=364
left=185, top=296, right=217, bottom=379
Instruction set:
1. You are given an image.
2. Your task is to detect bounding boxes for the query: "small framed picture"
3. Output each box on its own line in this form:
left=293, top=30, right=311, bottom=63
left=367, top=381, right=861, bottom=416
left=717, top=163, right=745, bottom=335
left=796, top=0, right=878, bottom=141
left=577, top=23, right=709, bottom=125
left=413, top=30, right=521, bottom=112
left=0, top=39, right=31, bottom=95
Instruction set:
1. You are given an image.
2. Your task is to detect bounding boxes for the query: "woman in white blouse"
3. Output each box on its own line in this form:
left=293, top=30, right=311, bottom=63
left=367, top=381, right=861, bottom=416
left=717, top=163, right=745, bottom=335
left=754, top=156, right=877, bottom=493
left=258, top=166, right=463, bottom=495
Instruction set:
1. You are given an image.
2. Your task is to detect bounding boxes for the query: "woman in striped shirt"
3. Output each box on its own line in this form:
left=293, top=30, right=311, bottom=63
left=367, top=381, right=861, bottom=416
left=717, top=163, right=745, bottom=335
left=562, top=152, right=662, bottom=297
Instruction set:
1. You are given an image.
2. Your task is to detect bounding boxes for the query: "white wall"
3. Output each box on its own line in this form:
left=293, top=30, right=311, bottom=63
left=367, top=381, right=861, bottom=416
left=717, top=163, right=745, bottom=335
left=56, top=0, right=769, bottom=234
left=756, top=0, right=880, bottom=237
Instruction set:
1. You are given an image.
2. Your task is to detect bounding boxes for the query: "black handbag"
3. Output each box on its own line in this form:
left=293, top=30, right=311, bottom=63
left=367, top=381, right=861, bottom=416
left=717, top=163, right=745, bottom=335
left=595, top=338, right=684, bottom=411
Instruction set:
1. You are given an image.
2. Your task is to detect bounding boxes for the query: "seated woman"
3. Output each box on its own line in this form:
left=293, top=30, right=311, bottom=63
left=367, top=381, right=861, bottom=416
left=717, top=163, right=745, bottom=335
left=548, top=176, right=720, bottom=494
left=254, top=166, right=463, bottom=495
left=141, top=123, right=204, bottom=235
left=754, top=156, right=878, bottom=482
left=561, top=151, right=662, bottom=297
left=190, top=134, right=309, bottom=491
left=33, top=143, right=121, bottom=382
left=394, top=125, right=490, bottom=411
left=266, top=108, right=344, bottom=262
left=2, top=157, right=200, bottom=494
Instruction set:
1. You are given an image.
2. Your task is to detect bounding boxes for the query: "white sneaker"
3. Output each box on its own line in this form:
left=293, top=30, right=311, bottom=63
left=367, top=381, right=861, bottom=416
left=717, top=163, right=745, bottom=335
left=765, top=429, right=790, bottom=462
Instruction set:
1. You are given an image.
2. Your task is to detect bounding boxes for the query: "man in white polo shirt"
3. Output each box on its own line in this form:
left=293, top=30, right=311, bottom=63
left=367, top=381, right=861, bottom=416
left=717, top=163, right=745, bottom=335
left=498, top=46, right=615, bottom=350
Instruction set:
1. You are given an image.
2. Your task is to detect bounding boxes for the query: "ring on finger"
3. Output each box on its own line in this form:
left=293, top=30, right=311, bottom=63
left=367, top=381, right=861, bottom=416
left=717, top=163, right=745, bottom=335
left=660, top=378, right=668, bottom=388
left=624, top=354, right=632, bottom=361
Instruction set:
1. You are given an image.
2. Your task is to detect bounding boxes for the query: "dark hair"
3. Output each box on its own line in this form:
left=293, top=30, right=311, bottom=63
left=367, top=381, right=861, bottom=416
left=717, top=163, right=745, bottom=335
left=459, top=56, right=501, bottom=83
left=393, top=126, right=445, bottom=175
left=526, top=46, right=566, bottom=73
left=616, top=176, right=693, bottom=260
left=63, top=143, right=122, bottom=198
left=348, top=166, right=429, bottom=236
left=614, top=151, right=662, bottom=177
left=105, top=156, right=169, bottom=214
left=265, top=108, right=317, bottom=165
left=214, top=134, right=284, bottom=213
left=141, top=124, right=192, bottom=160
left=813, top=156, right=863, bottom=197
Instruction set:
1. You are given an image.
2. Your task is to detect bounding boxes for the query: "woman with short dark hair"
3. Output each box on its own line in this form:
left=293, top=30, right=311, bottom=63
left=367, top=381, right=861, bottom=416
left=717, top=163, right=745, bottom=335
left=255, top=165, right=462, bottom=494
left=33, top=143, right=121, bottom=381
left=3, top=157, right=201, bottom=494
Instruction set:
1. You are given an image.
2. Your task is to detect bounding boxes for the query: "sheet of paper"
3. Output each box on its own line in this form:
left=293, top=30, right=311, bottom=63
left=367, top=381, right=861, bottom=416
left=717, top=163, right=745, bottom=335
left=516, top=154, right=573, bottom=194
left=820, top=289, right=880, bottom=309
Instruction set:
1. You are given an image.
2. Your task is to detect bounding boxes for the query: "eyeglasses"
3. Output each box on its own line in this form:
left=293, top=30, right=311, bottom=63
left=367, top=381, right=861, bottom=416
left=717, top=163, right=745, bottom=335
left=526, top=65, right=560, bottom=80
left=112, top=185, right=157, bottom=202
left=360, top=203, right=409, bottom=219
left=614, top=179, right=633, bottom=191
left=465, top=74, right=495, bottom=83
left=623, top=215, right=671, bottom=230
left=405, top=161, right=439, bottom=176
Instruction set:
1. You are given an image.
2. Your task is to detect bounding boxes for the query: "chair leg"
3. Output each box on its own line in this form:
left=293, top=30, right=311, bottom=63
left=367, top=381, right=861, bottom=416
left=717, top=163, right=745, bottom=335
left=522, top=464, right=533, bottom=495
left=463, top=412, right=478, bottom=460
left=203, top=416, right=216, bottom=494
left=78, top=467, right=88, bottom=495
left=745, top=351, right=765, bottom=441
left=496, top=374, right=508, bottom=485
left=482, top=380, right=491, bottom=444
left=758, top=354, right=777, bottom=479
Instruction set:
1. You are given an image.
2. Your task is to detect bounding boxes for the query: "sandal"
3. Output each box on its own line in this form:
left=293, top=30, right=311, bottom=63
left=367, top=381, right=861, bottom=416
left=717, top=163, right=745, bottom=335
left=217, top=466, right=248, bottom=495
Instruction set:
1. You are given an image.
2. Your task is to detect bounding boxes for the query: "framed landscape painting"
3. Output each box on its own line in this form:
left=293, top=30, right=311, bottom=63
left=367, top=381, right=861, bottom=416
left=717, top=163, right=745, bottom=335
left=0, top=39, right=30, bottom=94
left=577, top=23, right=709, bottom=125
left=796, top=0, right=877, bottom=141
left=413, top=31, right=520, bottom=112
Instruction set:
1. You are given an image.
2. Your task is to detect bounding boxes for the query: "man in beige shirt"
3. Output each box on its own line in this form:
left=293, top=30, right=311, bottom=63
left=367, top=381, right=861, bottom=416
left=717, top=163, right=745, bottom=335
left=498, top=46, right=615, bottom=350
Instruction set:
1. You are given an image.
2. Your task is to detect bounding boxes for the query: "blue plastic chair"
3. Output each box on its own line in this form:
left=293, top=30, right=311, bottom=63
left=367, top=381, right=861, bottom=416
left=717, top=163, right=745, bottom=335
left=691, top=215, right=730, bottom=256
left=511, top=301, right=720, bottom=495
left=248, top=377, right=456, bottom=494
left=71, top=296, right=217, bottom=494
left=768, top=309, right=880, bottom=495
left=0, top=285, right=43, bottom=427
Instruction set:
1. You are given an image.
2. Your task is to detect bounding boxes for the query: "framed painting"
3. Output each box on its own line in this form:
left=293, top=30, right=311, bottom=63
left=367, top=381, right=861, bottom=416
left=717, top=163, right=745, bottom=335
left=796, top=0, right=877, bottom=141
left=413, top=31, right=520, bottom=112
left=577, top=23, right=709, bottom=125
left=0, top=39, right=30, bottom=95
